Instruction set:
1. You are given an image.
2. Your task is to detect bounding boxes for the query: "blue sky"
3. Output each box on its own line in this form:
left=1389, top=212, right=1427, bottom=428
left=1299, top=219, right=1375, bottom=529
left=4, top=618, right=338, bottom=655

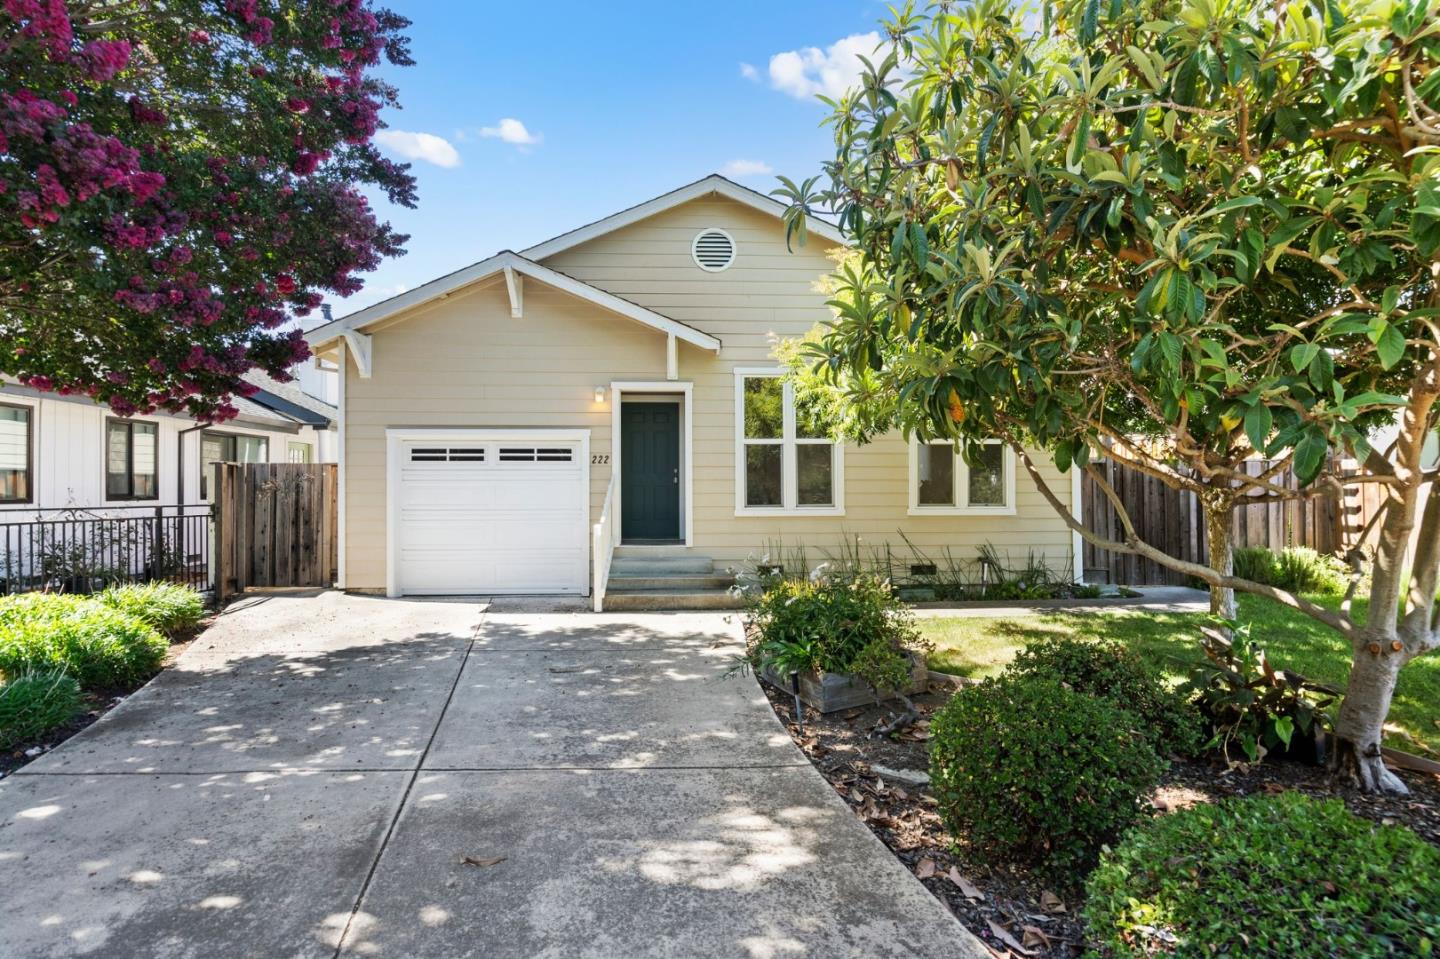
left=339, top=1, right=890, bottom=317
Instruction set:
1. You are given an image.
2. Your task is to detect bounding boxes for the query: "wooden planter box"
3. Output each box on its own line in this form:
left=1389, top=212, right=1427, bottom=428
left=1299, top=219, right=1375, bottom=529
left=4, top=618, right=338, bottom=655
left=761, top=652, right=928, bottom=713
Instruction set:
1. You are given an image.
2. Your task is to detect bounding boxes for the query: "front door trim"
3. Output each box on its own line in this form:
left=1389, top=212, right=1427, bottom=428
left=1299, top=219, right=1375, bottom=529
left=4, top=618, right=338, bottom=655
left=611, top=381, right=693, bottom=547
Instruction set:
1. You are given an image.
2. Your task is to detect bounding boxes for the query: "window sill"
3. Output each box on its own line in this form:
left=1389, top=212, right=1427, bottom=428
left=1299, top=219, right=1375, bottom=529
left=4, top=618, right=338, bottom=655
left=908, top=506, right=1017, bottom=517
left=735, top=507, right=846, bottom=518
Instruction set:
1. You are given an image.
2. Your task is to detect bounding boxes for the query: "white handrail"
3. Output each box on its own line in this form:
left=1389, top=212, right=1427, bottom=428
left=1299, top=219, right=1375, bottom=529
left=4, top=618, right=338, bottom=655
left=592, top=471, right=620, bottom=612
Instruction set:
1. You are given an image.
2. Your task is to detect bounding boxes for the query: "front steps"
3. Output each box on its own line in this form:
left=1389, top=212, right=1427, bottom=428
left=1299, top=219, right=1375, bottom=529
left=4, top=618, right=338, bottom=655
left=603, top=552, right=742, bottom=611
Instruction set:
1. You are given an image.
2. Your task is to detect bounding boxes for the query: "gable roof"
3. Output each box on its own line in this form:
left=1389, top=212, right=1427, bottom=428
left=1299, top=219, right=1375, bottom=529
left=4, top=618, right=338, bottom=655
left=305, top=250, right=721, bottom=354
left=520, top=173, right=845, bottom=261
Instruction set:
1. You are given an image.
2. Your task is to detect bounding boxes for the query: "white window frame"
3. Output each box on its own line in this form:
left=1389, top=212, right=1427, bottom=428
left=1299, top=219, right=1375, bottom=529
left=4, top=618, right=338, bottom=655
left=908, top=439, right=1016, bottom=516
left=733, top=367, right=844, bottom=517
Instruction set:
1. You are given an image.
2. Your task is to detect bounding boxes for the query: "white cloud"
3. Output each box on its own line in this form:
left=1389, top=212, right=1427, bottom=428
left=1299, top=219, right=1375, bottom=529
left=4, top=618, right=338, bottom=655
left=373, top=130, right=461, bottom=168
left=739, top=62, right=759, bottom=81
left=768, top=32, right=883, bottom=101
left=480, top=118, right=542, bottom=147
left=720, top=159, right=773, bottom=178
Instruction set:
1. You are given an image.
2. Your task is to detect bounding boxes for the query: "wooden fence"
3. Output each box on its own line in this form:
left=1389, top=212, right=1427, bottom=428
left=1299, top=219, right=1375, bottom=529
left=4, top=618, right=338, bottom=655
left=213, top=463, right=337, bottom=600
left=1081, top=457, right=1346, bottom=585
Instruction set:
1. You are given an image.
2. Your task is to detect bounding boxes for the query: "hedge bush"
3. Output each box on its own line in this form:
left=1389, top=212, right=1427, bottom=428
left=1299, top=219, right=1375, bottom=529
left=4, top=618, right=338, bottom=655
left=97, top=582, right=205, bottom=635
left=0, top=668, right=84, bottom=750
left=1006, top=637, right=1203, bottom=756
left=0, top=593, right=167, bottom=689
left=929, top=675, right=1166, bottom=877
left=745, top=572, right=928, bottom=694
left=1230, top=546, right=1348, bottom=595
left=1085, top=791, right=1440, bottom=958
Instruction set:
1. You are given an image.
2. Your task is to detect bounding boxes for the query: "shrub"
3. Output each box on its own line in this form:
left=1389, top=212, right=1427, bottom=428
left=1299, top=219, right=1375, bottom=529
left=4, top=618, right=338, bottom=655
left=1085, top=792, right=1440, bottom=958
left=0, top=594, right=167, bottom=689
left=1273, top=546, right=1348, bottom=595
left=98, top=582, right=206, bottom=635
left=1006, top=636, right=1203, bottom=756
left=744, top=571, right=928, bottom=692
left=1183, top=622, right=1338, bottom=763
left=1227, top=545, right=1348, bottom=595
left=929, top=675, right=1166, bottom=877
left=1231, top=546, right=1278, bottom=584
left=0, top=668, right=84, bottom=750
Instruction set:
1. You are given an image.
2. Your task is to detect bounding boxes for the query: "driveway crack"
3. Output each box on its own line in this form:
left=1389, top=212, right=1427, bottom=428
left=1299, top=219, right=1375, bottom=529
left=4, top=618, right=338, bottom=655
left=329, top=606, right=486, bottom=959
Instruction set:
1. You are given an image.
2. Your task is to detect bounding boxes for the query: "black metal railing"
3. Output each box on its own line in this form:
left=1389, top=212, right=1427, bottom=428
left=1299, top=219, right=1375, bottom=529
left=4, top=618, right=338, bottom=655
left=0, top=504, right=212, bottom=595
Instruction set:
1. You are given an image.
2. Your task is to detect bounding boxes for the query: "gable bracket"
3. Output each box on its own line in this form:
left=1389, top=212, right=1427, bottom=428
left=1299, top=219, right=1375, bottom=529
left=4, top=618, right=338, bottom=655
left=504, top=265, right=523, bottom=318
left=342, top=329, right=373, bottom=379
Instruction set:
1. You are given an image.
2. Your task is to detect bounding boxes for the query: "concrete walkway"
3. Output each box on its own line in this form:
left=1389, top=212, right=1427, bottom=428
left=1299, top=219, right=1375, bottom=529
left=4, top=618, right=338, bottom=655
left=0, top=593, right=986, bottom=958
left=910, top=584, right=1210, bottom=618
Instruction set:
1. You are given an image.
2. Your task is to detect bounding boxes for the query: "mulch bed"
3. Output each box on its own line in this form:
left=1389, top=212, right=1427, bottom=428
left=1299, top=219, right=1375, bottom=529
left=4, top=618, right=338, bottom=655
left=762, top=680, right=1440, bottom=959
left=0, top=617, right=210, bottom=779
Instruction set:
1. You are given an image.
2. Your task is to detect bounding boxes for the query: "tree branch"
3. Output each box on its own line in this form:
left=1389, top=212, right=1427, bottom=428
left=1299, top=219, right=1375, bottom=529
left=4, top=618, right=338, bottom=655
left=1012, top=446, right=1356, bottom=637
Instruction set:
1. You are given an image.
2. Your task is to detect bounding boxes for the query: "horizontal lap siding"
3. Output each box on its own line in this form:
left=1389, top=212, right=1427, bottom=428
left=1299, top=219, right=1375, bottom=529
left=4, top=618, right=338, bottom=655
left=340, top=196, right=1076, bottom=589
left=543, top=198, right=1076, bottom=576
left=341, top=280, right=665, bottom=588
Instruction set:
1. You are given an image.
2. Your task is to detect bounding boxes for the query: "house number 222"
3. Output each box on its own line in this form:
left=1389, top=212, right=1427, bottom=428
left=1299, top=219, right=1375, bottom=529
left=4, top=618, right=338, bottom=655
left=591, top=454, right=609, bottom=465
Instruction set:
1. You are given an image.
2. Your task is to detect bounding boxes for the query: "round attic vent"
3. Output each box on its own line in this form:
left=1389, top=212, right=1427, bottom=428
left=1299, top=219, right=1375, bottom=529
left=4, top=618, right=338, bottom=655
left=691, top=228, right=735, bottom=272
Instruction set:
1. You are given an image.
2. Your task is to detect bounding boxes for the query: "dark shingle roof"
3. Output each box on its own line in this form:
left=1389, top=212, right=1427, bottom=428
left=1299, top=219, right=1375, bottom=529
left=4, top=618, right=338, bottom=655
left=240, top=369, right=337, bottom=428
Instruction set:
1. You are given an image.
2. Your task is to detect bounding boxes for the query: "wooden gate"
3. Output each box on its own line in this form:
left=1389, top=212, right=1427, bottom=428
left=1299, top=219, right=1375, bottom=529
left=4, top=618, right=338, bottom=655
left=213, top=463, right=337, bottom=600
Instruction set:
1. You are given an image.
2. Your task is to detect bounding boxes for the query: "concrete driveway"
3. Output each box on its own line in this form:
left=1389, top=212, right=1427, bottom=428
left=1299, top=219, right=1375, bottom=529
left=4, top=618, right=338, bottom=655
left=1, top=593, right=986, bottom=958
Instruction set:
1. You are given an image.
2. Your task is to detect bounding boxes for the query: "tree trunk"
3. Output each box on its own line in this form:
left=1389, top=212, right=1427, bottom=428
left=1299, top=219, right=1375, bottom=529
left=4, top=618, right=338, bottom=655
left=1330, top=637, right=1409, bottom=795
left=1204, top=504, right=1236, bottom=620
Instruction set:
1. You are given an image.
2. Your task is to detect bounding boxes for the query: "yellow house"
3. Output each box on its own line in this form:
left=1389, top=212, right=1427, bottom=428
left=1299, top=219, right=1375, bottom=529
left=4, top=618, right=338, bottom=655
left=305, top=175, right=1079, bottom=608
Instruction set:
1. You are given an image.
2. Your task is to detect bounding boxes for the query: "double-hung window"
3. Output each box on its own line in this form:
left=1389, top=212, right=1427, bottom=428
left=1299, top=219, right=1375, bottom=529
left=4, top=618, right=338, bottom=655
left=735, top=369, right=842, bottom=515
left=106, top=419, right=158, bottom=501
left=909, top=439, right=1015, bottom=515
left=0, top=403, right=32, bottom=503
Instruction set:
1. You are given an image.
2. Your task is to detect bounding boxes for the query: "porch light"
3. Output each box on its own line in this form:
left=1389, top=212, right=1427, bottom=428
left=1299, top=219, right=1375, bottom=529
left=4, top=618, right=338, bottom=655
left=594, top=386, right=607, bottom=404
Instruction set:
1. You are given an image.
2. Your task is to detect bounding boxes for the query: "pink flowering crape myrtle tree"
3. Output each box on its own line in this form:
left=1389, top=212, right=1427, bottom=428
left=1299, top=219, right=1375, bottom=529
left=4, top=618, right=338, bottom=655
left=1, top=0, right=416, bottom=420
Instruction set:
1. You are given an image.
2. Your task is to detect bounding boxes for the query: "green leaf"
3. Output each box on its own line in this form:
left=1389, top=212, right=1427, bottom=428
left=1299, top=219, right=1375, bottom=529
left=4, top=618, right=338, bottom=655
left=1243, top=404, right=1272, bottom=453
left=1376, top=323, right=1405, bottom=369
left=1293, top=427, right=1328, bottom=485
left=1272, top=715, right=1295, bottom=748
left=1382, top=285, right=1400, bottom=314
left=1290, top=343, right=1320, bottom=372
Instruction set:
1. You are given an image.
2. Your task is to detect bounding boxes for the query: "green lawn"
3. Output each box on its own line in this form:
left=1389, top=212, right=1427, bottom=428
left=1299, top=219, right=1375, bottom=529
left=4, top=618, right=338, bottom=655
left=920, top=593, right=1440, bottom=756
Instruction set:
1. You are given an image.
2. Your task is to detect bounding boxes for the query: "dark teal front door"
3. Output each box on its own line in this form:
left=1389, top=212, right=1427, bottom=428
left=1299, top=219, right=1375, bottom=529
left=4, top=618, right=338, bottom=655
left=621, top=402, right=680, bottom=542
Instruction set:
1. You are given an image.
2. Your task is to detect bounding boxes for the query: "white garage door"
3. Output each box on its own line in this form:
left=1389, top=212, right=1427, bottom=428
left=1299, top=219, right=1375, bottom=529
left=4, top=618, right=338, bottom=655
left=391, top=432, right=589, bottom=595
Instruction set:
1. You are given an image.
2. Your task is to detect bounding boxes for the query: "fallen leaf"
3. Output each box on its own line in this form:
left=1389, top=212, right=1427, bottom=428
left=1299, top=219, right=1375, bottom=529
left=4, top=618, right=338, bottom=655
left=461, top=856, right=506, bottom=867
left=1039, top=889, right=1066, bottom=914
left=1021, top=925, right=1051, bottom=950
left=915, top=858, right=937, bottom=879
left=948, top=867, right=984, bottom=900
left=986, top=919, right=1034, bottom=956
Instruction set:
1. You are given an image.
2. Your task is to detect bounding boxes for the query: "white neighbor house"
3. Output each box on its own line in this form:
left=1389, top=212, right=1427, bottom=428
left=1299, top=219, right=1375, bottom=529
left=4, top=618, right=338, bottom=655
left=305, top=175, right=1082, bottom=608
left=0, top=367, right=337, bottom=515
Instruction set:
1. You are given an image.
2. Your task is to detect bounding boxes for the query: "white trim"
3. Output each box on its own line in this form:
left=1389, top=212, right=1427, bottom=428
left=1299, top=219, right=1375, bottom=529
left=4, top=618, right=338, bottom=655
left=306, top=251, right=721, bottom=354
left=1071, top=464, right=1084, bottom=582
left=341, top=329, right=372, bottom=379
left=907, top=439, right=1017, bottom=516
left=666, top=333, right=678, bottom=381
left=733, top=368, right=845, bottom=517
left=521, top=174, right=845, bottom=262
left=383, top=427, right=591, bottom=598
left=691, top=227, right=736, bottom=272
left=336, top=340, right=346, bottom=588
left=611, top=381, right=694, bottom=547
left=503, top=265, right=523, bottom=318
